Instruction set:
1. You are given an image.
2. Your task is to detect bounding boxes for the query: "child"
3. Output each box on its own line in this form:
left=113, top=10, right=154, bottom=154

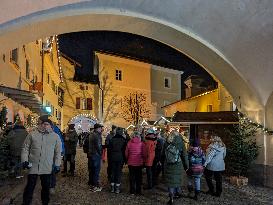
left=187, top=138, right=205, bottom=200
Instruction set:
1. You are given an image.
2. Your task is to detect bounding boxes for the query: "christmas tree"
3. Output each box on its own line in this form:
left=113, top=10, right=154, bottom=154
left=227, top=113, right=261, bottom=177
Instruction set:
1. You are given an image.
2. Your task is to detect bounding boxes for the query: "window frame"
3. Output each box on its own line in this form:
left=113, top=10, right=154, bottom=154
left=164, top=77, right=171, bottom=89
left=115, top=69, right=122, bottom=81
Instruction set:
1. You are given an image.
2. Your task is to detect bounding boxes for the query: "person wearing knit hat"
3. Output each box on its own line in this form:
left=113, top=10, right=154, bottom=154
left=187, top=137, right=205, bottom=201
left=21, top=115, right=62, bottom=205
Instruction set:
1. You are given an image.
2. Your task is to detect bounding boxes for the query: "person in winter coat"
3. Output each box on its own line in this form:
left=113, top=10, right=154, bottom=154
left=88, top=123, right=104, bottom=192
left=163, top=130, right=188, bottom=205
left=62, top=124, right=78, bottom=176
left=21, top=116, right=62, bottom=205
left=144, top=128, right=157, bottom=189
left=50, top=124, right=65, bottom=194
left=153, top=130, right=164, bottom=185
left=204, top=135, right=226, bottom=197
left=105, top=125, right=117, bottom=181
left=186, top=138, right=205, bottom=200
left=108, top=127, right=127, bottom=193
left=6, top=121, right=28, bottom=178
left=125, top=131, right=146, bottom=195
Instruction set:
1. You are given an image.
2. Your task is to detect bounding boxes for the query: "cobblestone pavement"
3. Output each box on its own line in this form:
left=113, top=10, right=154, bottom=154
left=10, top=148, right=273, bottom=205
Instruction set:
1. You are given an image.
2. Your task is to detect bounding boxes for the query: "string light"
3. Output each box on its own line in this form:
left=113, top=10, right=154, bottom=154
left=55, top=35, right=64, bottom=83
left=69, top=113, right=98, bottom=124
left=237, top=112, right=271, bottom=134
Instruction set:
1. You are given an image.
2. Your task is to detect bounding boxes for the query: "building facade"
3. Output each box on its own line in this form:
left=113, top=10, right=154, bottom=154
left=163, top=81, right=234, bottom=117
left=60, top=54, right=97, bottom=131
left=0, top=37, right=63, bottom=128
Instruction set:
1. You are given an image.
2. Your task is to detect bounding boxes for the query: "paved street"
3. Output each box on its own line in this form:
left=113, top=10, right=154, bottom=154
left=8, top=148, right=273, bottom=205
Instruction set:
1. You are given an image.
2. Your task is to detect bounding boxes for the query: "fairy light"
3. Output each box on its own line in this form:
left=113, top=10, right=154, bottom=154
left=237, top=111, right=271, bottom=134
left=69, top=113, right=98, bottom=124
left=55, top=35, right=64, bottom=83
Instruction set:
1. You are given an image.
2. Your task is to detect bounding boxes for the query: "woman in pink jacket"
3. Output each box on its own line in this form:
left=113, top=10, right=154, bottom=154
left=125, top=131, right=146, bottom=195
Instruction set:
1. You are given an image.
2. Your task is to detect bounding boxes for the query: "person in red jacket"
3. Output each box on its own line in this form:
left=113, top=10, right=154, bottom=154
left=125, top=131, right=146, bottom=195
left=144, top=128, right=157, bottom=189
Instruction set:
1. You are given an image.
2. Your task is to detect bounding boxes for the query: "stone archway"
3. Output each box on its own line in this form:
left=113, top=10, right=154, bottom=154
left=1, top=1, right=273, bottom=185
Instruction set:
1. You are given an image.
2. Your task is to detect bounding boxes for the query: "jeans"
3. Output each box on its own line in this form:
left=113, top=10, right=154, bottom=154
left=128, top=166, right=142, bottom=194
left=204, top=168, right=223, bottom=195
left=168, top=187, right=181, bottom=197
left=110, top=161, right=123, bottom=184
left=63, top=154, right=76, bottom=173
left=89, top=154, right=101, bottom=186
left=187, top=176, right=201, bottom=191
left=23, top=174, right=51, bottom=205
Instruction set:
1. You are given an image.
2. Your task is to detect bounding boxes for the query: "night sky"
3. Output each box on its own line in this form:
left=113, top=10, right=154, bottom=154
left=59, top=31, right=215, bottom=86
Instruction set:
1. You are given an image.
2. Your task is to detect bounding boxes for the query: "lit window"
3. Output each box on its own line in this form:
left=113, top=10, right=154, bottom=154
left=115, top=70, right=122, bottom=81
left=207, top=105, right=213, bottom=112
left=164, top=77, right=171, bottom=88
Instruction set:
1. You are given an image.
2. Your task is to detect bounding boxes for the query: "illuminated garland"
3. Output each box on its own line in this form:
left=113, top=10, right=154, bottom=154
left=69, top=113, right=98, bottom=124
left=237, top=112, right=271, bottom=134
left=55, top=35, right=64, bottom=82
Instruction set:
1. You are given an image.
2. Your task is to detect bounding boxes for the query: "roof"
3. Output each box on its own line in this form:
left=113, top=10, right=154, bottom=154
left=171, top=111, right=238, bottom=124
left=162, top=89, right=217, bottom=108
left=0, top=85, right=47, bottom=115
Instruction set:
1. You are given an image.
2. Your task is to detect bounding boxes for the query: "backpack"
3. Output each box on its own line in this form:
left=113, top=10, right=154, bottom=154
left=165, top=143, right=181, bottom=164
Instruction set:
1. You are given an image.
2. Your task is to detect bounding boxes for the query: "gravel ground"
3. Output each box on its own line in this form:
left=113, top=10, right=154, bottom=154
left=6, top=148, right=273, bottom=205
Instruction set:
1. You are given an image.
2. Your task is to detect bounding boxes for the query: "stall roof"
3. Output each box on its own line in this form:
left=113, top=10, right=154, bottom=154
left=0, top=85, right=47, bottom=115
left=171, top=111, right=238, bottom=124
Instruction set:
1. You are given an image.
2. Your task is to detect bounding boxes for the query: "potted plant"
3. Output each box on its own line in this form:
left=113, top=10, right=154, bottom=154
left=226, top=113, right=260, bottom=187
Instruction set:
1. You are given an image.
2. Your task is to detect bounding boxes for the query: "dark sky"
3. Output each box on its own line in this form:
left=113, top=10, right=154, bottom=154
left=59, top=31, right=215, bottom=85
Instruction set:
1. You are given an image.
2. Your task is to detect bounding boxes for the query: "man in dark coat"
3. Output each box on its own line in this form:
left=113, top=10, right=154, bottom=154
left=88, top=123, right=103, bottom=192
left=62, top=124, right=78, bottom=176
left=105, top=125, right=117, bottom=181
left=6, top=121, right=28, bottom=178
left=108, top=127, right=126, bottom=193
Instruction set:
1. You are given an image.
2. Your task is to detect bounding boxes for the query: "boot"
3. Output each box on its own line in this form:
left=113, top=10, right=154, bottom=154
left=167, top=195, right=174, bottom=205
left=193, top=190, right=200, bottom=201
left=110, top=183, right=115, bottom=193
left=115, top=184, right=121, bottom=194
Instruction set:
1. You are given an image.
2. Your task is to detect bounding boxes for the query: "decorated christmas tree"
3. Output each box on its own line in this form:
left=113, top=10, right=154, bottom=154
left=227, top=113, right=261, bottom=177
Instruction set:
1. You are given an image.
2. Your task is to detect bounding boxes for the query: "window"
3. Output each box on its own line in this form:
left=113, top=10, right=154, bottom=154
left=164, top=100, right=170, bottom=106
left=207, top=105, right=213, bottom=112
left=115, top=70, right=122, bottom=81
left=87, top=98, right=92, bottom=110
left=10, top=48, right=18, bottom=65
left=47, top=74, right=50, bottom=84
left=164, top=77, right=171, bottom=88
left=82, top=98, right=87, bottom=110
left=76, top=97, right=81, bottom=109
left=26, top=60, right=30, bottom=79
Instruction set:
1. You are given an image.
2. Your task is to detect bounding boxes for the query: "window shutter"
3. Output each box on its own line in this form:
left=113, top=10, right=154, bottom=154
left=76, top=97, right=81, bottom=109
left=87, top=98, right=92, bottom=110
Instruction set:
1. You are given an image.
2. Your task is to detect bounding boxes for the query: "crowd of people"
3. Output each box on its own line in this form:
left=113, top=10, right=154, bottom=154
left=0, top=115, right=227, bottom=205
